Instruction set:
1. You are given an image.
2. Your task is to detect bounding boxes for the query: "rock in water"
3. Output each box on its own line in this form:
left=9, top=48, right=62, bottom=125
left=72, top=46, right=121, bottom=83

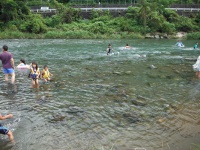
left=150, top=65, right=156, bottom=69
left=122, top=112, right=140, bottom=123
left=131, top=99, right=146, bottom=106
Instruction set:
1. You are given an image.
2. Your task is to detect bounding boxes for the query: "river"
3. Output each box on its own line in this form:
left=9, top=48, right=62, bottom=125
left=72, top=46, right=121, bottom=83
left=0, top=39, right=200, bottom=150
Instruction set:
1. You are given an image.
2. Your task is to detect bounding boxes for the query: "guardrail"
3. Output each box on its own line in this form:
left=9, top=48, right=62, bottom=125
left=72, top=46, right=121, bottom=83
left=30, top=7, right=200, bottom=13
left=166, top=8, right=200, bottom=11
left=79, top=7, right=128, bottom=11
left=30, top=9, right=57, bottom=13
left=80, top=7, right=200, bottom=12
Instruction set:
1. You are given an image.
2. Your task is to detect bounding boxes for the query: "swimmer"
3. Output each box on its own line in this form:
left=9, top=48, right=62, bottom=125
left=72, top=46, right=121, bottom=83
left=194, top=42, right=198, bottom=49
left=106, top=44, right=112, bottom=55
left=125, top=44, right=131, bottom=48
left=30, top=62, right=40, bottom=86
left=41, top=65, right=53, bottom=82
left=0, top=114, right=14, bottom=142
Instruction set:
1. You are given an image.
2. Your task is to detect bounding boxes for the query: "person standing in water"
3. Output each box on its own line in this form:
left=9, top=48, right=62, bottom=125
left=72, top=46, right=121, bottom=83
left=107, top=44, right=112, bottom=55
left=41, top=65, right=53, bottom=82
left=0, top=113, right=14, bottom=142
left=194, top=42, right=198, bottom=49
left=30, top=62, right=40, bottom=87
left=0, top=45, right=15, bottom=84
left=193, top=56, right=200, bottom=78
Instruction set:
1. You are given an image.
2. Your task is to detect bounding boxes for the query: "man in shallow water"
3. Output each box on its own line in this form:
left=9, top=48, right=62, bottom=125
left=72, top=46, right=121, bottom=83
left=0, top=114, right=14, bottom=142
left=0, top=45, right=15, bottom=84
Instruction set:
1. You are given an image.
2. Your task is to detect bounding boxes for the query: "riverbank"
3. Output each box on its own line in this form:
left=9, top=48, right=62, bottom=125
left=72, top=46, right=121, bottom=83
left=0, top=30, right=198, bottom=39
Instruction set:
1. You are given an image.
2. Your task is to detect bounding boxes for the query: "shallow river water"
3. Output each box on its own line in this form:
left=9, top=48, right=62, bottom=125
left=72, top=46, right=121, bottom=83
left=0, top=39, right=200, bottom=150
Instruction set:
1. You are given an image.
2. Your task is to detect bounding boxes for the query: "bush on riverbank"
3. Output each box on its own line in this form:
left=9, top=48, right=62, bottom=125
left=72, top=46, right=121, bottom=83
left=187, top=32, right=200, bottom=40
left=0, top=0, right=200, bottom=39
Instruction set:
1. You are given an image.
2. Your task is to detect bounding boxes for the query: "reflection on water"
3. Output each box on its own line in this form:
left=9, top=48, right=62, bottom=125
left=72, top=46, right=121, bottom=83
left=0, top=39, right=200, bottom=150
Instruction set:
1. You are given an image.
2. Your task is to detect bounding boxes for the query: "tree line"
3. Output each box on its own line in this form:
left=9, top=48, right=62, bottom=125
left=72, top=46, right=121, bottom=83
left=0, top=0, right=200, bottom=39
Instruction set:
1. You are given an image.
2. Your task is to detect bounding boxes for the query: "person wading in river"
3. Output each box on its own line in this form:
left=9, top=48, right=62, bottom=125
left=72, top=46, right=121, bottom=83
left=0, top=113, right=14, bottom=142
left=107, top=44, right=112, bottom=55
left=0, top=45, right=15, bottom=84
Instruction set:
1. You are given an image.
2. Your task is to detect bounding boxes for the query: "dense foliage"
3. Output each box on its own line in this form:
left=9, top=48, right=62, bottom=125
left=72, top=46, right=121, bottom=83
left=0, top=0, right=200, bottom=39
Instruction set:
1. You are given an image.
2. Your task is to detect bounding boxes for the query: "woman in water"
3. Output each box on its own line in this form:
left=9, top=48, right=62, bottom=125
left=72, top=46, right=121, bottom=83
left=29, top=62, right=40, bottom=86
left=0, top=113, right=14, bottom=142
left=41, top=65, right=53, bottom=82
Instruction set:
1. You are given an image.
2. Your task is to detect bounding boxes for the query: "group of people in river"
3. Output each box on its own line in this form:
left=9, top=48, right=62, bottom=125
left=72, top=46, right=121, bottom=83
left=106, top=43, right=131, bottom=55
left=176, top=40, right=199, bottom=49
left=0, top=45, right=53, bottom=142
left=17, top=60, right=53, bottom=86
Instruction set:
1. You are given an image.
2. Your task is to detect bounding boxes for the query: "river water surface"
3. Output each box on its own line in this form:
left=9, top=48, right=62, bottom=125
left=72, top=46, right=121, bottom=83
left=0, top=39, right=200, bottom=150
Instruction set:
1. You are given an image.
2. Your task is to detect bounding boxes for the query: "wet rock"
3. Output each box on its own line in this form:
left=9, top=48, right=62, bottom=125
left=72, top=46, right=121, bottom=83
left=122, top=112, right=140, bottom=123
left=50, top=115, right=65, bottom=122
left=65, top=106, right=84, bottom=113
left=145, top=33, right=154, bottom=39
left=125, top=71, right=132, bottom=75
left=157, top=118, right=165, bottom=123
left=113, top=71, right=122, bottom=75
left=150, top=65, right=156, bottom=69
left=45, top=93, right=53, bottom=97
left=154, top=34, right=160, bottom=39
left=137, top=95, right=149, bottom=101
left=36, top=95, right=46, bottom=101
left=163, top=104, right=170, bottom=109
left=147, top=73, right=158, bottom=79
left=166, top=108, right=176, bottom=114
left=131, top=99, right=146, bottom=106
left=170, top=104, right=178, bottom=110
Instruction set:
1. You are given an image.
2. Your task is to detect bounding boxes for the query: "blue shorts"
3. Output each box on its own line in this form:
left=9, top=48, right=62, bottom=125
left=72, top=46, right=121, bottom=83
left=0, top=124, right=9, bottom=135
left=3, top=68, right=14, bottom=74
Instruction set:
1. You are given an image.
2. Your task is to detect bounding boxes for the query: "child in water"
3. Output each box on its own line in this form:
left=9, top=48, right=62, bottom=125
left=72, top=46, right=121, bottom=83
left=30, top=62, right=40, bottom=86
left=107, top=44, right=112, bottom=55
left=41, top=65, right=53, bottom=82
left=194, top=42, right=198, bottom=49
left=0, top=114, right=14, bottom=142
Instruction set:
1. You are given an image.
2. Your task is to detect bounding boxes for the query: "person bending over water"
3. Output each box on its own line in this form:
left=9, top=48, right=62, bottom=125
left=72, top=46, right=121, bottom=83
left=0, top=114, right=14, bottom=142
left=194, top=42, right=198, bottom=49
left=30, top=62, right=40, bottom=86
left=107, top=44, right=112, bottom=55
left=41, top=65, right=53, bottom=82
left=0, top=45, right=15, bottom=84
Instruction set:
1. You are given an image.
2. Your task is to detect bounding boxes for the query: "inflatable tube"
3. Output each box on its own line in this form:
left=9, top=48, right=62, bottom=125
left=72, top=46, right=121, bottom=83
left=16, top=65, right=29, bottom=69
left=177, top=44, right=184, bottom=47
